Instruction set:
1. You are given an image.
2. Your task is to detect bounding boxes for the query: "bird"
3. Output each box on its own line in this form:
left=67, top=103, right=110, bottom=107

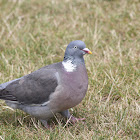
left=0, top=40, right=92, bottom=128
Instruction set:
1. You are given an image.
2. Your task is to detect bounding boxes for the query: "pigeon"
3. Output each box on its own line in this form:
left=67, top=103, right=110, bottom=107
left=0, top=40, right=92, bottom=128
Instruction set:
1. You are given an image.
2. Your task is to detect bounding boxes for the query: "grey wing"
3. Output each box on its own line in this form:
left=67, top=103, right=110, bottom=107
left=0, top=68, right=58, bottom=105
left=0, top=77, right=22, bottom=90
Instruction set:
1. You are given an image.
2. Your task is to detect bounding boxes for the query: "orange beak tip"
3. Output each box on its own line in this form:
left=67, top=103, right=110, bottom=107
left=88, top=51, right=92, bottom=54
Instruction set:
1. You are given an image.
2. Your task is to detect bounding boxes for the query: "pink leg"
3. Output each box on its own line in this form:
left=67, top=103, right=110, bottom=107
left=67, top=116, right=86, bottom=124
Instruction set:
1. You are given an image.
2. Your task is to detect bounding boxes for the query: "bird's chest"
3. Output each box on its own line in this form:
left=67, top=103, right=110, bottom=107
left=64, top=71, right=87, bottom=93
left=49, top=65, right=88, bottom=111
left=59, top=68, right=88, bottom=109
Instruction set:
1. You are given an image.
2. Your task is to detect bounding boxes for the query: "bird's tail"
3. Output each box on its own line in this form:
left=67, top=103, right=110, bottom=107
left=0, top=87, right=5, bottom=99
left=0, top=83, right=8, bottom=100
left=0, top=84, right=3, bottom=94
left=0, top=90, right=4, bottom=100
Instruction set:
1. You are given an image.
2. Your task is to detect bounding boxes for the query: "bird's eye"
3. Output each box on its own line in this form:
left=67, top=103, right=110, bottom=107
left=74, top=46, right=77, bottom=49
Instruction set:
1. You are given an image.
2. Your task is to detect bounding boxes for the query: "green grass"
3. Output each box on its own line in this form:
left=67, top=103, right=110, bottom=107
left=0, top=0, right=139, bottom=139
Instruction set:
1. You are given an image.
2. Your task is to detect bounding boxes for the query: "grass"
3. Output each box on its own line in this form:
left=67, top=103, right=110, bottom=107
left=0, top=0, right=139, bottom=139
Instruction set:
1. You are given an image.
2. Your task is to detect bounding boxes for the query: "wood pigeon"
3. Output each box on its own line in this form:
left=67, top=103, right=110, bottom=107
left=0, top=40, right=92, bottom=128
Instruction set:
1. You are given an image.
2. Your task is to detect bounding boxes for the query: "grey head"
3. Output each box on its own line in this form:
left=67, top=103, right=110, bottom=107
left=63, top=40, right=92, bottom=64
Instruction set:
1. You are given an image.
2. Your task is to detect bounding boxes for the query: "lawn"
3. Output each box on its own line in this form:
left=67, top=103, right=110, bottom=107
left=0, top=0, right=139, bottom=139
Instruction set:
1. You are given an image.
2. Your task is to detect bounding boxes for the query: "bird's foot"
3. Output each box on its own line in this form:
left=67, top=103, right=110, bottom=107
left=67, top=116, right=85, bottom=124
left=40, top=119, right=50, bottom=129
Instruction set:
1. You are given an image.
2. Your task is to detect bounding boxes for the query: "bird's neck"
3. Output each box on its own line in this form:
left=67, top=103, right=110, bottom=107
left=62, top=56, right=85, bottom=72
left=63, top=55, right=85, bottom=64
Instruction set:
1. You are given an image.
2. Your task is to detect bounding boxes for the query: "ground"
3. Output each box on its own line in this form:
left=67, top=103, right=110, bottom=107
left=0, top=0, right=139, bottom=139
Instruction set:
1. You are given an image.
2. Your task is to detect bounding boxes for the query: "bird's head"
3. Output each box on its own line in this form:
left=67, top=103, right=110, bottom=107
left=64, top=40, right=92, bottom=63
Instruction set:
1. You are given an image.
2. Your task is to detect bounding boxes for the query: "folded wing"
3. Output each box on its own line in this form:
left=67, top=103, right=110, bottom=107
left=0, top=66, right=58, bottom=105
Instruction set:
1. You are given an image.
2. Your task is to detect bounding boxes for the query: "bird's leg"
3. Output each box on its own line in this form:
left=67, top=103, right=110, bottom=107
left=60, top=110, right=85, bottom=124
left=60, top=109, right=71, bottom=118
left=40, top=119, right=50, bottom=128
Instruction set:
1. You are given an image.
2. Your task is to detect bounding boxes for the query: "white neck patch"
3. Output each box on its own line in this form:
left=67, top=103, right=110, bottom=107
left=62, top=60, right=77, bottom=72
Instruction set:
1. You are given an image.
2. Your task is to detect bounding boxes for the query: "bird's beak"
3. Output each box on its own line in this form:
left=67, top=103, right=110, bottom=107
left=82, top=48, right=92, bottom=54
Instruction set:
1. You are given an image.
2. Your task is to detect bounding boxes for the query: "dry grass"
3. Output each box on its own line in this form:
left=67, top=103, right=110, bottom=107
left=0, top=0, right=140, bottom=139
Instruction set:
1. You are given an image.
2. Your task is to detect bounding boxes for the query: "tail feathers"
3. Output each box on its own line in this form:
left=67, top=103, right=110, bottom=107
left=0, top=88, right=19, bottom=109
left=0, top=89, right=7, bottom=100
left=0, top=89, right=17, bottom=101
left=0, top=78, right=21, bottom=101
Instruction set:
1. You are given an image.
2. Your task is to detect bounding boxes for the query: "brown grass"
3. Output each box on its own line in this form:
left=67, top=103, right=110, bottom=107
left=0, top=0, right=139, bottom=139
